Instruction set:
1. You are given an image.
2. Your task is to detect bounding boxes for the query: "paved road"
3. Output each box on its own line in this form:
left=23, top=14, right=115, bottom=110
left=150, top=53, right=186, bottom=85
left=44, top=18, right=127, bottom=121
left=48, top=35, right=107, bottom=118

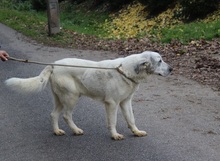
left=0, top=23, right=220, bottom=161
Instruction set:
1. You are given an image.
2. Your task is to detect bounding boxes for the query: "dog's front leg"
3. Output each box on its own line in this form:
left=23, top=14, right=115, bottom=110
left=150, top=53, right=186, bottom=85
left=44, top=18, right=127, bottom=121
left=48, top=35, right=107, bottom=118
left=105, top=102, right=124, bottom=140
left=120, top=98, right=147, bottom=137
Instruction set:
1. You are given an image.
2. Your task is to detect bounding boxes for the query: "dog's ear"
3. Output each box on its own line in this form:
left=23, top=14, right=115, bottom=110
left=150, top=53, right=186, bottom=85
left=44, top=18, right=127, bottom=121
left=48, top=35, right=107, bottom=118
left=134, top=60, right=151, bottom=74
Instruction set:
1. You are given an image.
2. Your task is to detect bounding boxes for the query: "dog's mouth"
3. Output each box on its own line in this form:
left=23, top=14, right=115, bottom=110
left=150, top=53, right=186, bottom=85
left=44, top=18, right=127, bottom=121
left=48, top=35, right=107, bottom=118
left=158, top=67, right=173, bottom=77
left=158, top=71, right=172, bottom=77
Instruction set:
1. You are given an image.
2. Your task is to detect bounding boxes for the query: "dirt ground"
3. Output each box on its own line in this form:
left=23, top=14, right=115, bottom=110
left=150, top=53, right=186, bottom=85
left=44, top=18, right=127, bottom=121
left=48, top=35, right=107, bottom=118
left=51, top=31, right=220, bottom=91
left=33, top=28, right=220, bottom=91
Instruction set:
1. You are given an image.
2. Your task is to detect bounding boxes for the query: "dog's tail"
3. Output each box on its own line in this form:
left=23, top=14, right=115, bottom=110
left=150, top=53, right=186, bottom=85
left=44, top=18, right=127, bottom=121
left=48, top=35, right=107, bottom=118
left=5, top=65, right=53, bottom=94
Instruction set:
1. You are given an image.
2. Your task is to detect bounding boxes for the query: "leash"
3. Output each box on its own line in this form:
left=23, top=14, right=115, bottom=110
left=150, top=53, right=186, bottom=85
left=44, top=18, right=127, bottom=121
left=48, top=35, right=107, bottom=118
left=8, top=56, right=138, bottom=84
left=8, top=56, right=116, bottom=70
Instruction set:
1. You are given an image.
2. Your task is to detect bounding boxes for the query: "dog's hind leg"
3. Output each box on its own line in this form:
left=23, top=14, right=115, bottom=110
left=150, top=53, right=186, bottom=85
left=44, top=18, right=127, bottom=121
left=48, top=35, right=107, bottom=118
left=51, top=93, right=65, bottom=136
left=120, top=97, right=147, bottom=137
left=62, top=93, right=84, bottom=136
left=104, top=101, right=124, bottom=140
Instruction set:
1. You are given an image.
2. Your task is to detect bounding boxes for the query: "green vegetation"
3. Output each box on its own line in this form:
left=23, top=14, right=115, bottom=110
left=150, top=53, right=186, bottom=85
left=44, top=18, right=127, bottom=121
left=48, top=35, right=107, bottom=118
left=0, top=9, right=47, bottom=38
left=0, top=3, right=109, bottom=46
left=60, top=5, right=109, bottom=37
left=160, top=20, right=220, bottom=43
left=0, top=0, right=219, bottom=47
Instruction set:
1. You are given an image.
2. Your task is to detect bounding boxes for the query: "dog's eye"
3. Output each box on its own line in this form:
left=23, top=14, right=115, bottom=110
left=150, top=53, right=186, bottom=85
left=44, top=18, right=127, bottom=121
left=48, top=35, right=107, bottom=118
left=158, top=60, right=162, bottom=66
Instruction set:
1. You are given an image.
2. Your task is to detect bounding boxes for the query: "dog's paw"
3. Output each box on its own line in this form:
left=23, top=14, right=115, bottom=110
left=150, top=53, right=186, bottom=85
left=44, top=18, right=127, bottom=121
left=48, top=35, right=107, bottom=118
left=133, top=130, right=147, bottom=137
left=74, top=128, right=84, bottom=136
left=111, top=133, right=124, bottom=140
left=54, top=129, right=65, bottom=136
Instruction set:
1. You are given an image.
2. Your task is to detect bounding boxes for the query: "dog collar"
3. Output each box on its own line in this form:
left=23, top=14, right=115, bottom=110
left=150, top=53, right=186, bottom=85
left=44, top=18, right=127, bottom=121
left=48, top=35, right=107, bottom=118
left=116, top=64, right=138, bottom=84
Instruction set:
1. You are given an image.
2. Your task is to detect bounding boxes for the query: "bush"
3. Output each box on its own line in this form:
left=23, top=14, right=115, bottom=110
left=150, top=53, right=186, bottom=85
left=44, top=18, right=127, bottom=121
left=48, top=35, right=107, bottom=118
left=0, top=0, right=13, bottom=9
left=31, top=0, right=47, bottom=11
left=138, top=0, right=219, bottom=20
left=68, top=0, right=86, bottom=4
left=0, top=0, right=46, bottom=11
left=138, top=0, right=175, bottom=16
left=67, top=0, right=132, bottom=11
left=107, top=0, right=133, bottom=11
left=180, top=0, right=220, bottom=21
left=0, top=0, right=32, bottom=10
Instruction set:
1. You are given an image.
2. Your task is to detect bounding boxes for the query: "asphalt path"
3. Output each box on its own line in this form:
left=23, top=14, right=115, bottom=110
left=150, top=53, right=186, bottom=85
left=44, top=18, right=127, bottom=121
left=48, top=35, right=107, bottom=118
left=0, top=23, right=220, bottom=161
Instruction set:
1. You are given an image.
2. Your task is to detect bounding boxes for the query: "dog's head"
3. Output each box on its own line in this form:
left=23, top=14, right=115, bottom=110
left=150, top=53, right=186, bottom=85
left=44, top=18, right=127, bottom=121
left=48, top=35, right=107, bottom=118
left=135, top=51, right=172, bottom=76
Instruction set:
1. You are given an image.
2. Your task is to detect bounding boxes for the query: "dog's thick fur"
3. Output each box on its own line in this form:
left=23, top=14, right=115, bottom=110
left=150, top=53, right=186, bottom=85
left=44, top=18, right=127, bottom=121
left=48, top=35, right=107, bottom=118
left=5, top=51, right=172, bottom=140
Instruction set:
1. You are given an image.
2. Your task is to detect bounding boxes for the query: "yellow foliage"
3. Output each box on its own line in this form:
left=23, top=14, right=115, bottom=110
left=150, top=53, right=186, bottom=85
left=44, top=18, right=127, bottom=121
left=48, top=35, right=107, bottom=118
left=202, top=8, right=220, bottom=22
left=102, top=2, right=183, bottom=39
left=102, top=2, right=148, bottom=39
left=151, top=4, right=182, bottom=29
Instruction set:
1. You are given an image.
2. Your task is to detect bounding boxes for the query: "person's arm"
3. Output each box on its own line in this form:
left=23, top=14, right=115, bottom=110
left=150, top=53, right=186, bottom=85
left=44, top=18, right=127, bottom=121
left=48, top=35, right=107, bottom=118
left=0, top=50, right=9, bottom=61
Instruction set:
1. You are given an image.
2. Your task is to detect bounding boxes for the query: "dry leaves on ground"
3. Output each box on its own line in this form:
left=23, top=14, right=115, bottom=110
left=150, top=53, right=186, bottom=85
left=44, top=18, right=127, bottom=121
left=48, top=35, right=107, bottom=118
left=53, top=30, right=220, bottom=91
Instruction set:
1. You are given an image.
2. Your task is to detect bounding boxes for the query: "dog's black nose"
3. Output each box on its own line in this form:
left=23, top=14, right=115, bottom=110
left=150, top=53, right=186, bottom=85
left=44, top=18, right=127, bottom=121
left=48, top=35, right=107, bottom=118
left=169, top=66, right=173, bottom=72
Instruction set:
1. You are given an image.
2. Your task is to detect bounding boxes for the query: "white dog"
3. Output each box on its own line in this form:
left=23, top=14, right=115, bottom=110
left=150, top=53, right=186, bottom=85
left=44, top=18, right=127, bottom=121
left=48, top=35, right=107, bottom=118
left=5, top=51, right=172, bottom=140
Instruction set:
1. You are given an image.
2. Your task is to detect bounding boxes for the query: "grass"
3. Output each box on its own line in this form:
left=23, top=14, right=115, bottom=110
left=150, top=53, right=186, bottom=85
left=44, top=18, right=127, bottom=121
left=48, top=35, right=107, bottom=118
left=0, top=3, right=219, bottom=47
left=0, top=9, right=47, bottom=38
left=160, top=20, right=220, bottom=43
left=0, top=7, right=108, bottom=47
left=60, top=11, right=108, bottom=37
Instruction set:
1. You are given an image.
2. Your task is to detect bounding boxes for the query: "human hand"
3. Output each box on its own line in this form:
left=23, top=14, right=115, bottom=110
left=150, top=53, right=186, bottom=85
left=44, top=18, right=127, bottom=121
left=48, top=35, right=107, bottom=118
left=0, top=50, right=9, bottom=61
